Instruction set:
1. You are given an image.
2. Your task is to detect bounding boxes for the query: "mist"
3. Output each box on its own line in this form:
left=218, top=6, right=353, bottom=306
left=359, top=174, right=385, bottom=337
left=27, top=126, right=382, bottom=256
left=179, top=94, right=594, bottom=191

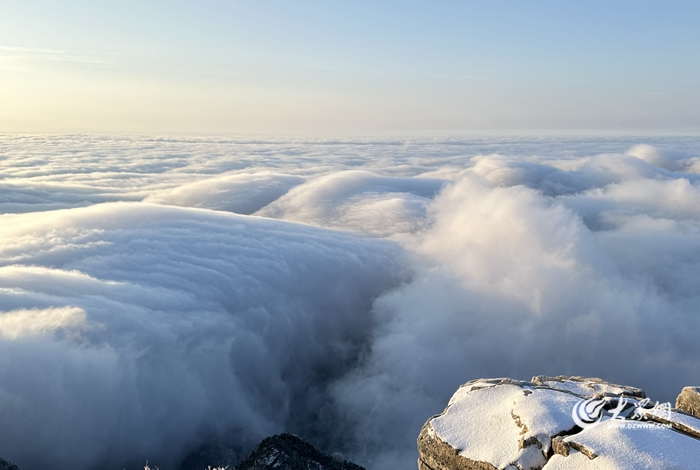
left=1, top=135, right=699, bottom=469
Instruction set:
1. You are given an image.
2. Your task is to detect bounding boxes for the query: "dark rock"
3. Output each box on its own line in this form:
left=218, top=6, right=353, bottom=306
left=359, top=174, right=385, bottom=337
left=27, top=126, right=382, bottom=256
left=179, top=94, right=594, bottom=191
left=235, top=433, right=364, bottom=470
left=0, top=457, right=19, bottom=470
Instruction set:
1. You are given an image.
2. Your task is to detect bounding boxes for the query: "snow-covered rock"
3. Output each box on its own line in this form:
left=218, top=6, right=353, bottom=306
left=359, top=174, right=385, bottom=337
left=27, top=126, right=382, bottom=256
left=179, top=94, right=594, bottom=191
left=530, top=376, right=645, bottom=400
left=417, top=376, right=700, bottom=470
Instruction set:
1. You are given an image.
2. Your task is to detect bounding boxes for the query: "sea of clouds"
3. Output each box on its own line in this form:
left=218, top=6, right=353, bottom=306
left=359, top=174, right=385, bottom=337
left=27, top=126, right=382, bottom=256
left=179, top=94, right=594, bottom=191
left=1, top=135, right=700, bottom=469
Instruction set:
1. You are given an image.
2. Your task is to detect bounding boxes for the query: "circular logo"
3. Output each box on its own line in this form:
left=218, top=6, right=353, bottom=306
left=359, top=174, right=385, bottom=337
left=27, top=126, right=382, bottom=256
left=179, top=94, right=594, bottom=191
left=572, top=397, right=606, bottom=429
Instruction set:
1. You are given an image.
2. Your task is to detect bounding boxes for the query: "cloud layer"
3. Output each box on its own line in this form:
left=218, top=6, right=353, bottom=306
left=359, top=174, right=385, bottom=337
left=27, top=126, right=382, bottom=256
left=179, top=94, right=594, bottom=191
left=1, top=135, right=700, bottom=469
left=0, top=202, right=405, bottom=469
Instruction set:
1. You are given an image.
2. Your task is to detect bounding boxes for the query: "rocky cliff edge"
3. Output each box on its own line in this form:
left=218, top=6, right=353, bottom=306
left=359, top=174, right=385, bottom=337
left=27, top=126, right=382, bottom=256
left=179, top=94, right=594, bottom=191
left=418, top=376, right=700, bottom=470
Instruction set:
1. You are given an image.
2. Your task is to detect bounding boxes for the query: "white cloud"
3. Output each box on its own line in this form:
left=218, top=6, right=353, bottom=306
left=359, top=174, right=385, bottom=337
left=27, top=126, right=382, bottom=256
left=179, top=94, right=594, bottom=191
left=0, top=306, right=87, bottom=339
left=1, top=136, right=700, bottom=469
left=256, top=170, right=444, bottom=237
left=0, top=202, right=405, bottom=470
left=143, top=173, right=305, bottom=214
left=332, top=170, right=700, bottom=467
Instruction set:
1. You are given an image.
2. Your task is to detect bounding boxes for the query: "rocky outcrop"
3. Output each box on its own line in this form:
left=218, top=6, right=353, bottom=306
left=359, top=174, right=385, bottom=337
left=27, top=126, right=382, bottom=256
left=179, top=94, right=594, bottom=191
left=418, top=376, right=700, bottom=470
left=0, top=457, right=19, bottom=470
left=234, top=433, right=364, bottom=470
left=676, top=386, right=700, bottom=419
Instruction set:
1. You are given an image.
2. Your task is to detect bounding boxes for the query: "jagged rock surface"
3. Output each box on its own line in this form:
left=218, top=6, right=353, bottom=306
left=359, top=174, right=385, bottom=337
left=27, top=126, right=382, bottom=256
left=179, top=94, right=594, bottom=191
left=418, top=376, right=700, bottom=470
left=676, top=386, right=700, bottom=419
left=234, top=433, right=364, bottom=470
left=0, top=457, right=19, bottom=470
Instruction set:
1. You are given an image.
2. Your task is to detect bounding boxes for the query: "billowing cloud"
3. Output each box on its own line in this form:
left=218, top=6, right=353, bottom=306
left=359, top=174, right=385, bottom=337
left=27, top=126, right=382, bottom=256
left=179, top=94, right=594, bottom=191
left=143, top=173, right=305, bottom=214
left=256, top=171, right=445, bottom=237
left=0, top=202, right=405, bottom=470
left=0, top=306, right=87, bottom=339
left=331, top=172, right=700, bottom=467
left=1, top=135, right=700, bottom=470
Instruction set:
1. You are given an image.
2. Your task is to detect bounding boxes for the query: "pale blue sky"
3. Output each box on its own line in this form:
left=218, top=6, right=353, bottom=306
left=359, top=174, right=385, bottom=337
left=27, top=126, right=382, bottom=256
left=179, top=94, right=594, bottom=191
left=1, top=1, right=699, bottom=134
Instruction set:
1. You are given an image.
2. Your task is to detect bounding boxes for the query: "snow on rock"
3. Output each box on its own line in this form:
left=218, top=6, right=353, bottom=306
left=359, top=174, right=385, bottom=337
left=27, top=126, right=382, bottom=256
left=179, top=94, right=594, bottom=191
left=418, top=376, right=700, bottom=470
left=530, top=376, right=645, bottom=400
left=548, top=420, right=700, bottom=469
left=639, top=407, right=700, bottom=440
left=418, top=378, right=580, bottom=470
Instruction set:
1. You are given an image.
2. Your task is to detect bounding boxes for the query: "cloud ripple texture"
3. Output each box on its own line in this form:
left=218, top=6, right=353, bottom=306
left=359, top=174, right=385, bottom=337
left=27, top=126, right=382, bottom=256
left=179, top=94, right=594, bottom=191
left=1, top=135, right=700, bottom=469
